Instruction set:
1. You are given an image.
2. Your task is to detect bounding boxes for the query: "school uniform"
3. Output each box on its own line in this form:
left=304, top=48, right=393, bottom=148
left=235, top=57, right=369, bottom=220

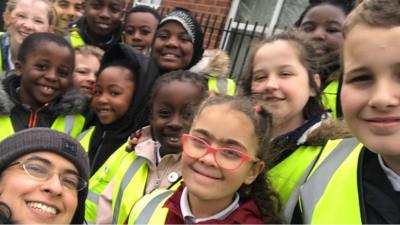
left=127, top=184, right=264, bottom=224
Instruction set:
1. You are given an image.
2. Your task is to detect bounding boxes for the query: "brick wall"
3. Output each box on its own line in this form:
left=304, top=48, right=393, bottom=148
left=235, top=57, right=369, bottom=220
left=159, top=0, right=233, bottom=48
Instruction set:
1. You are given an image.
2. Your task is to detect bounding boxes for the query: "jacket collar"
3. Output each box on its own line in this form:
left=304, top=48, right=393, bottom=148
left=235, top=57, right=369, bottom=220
left=0, top=73, right=87, bottom=115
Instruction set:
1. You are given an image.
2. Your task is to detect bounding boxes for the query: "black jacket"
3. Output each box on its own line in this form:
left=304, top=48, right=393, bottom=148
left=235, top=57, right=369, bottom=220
left=70, top=17, right=123, bottom=51
left=0, top=73, right=87, bottom=131
left=88, top=44, right=160, bottom=174
left=361, top=149, right=400, bottom=223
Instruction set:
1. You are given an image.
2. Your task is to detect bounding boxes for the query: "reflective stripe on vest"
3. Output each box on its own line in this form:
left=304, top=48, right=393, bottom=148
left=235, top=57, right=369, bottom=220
left=128, top=189, right=174, bottom=225
left=112, top=156, right=147, bottom=224
left=85, top=143, right=131, bottom=223
left=321, top=80, right=338, bottom=118
left=268, top=145, right=322, bottom=208
left=283, top=155, right=318, bottom=222
left=51, top=114, right=85, bottom=138
left=283, top=138, right=351, bottom=220
left=208, top=77, right=236, bottom=96
left=78, top=126, right=95, bottom=152
left=69, top=30, right=86, bottom=48
left=0, top=114, right=84, bottom=141
left=300, top=138, right=363, bottom=224
left=0, top=116, right=14, bottom=142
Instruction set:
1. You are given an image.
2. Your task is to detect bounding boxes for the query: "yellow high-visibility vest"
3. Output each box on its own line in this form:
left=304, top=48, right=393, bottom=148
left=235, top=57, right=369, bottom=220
left=321, top=80, right=339, bottom=118
left=208, top=77, right=236, bottom=96
left=300, top=138, right=364, bottom=224
left=0, top=114, right=85, bottom=141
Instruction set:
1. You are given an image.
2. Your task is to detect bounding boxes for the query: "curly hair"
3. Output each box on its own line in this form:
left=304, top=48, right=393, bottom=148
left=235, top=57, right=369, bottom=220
left=294, top=0, right=353, bottom=27
left=149, top=70, right=208, bottom=110
left=124, top=4, right=161, bottom=24
left=194, top=95, right=283, bottom=223
left=17, top=32, right=75, bottom=65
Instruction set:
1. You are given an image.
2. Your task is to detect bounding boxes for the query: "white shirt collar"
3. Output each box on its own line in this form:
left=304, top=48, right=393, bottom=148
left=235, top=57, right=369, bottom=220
left=155, top=142, right=162, bottom=164
left=378, top=154, right=400, bottom=191
left=180, top=187, right=240, bottom=223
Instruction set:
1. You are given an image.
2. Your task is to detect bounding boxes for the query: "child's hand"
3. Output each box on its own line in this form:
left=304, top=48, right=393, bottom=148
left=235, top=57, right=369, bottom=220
left=126, top=129, right=142, bottom=152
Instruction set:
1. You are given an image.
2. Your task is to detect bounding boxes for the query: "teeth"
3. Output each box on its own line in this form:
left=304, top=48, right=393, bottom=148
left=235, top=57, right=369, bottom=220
left=27, top=202, right=57, bottom=215
left=41, top=85, right=55, bottom=94
left=169, top=137, right=179, bottom=142
left=163, top=54, right=178, bottom=58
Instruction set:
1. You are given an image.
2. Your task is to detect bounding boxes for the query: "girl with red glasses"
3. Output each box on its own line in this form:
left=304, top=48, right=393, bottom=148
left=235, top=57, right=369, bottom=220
left=127, top=96, right=282, bottom=224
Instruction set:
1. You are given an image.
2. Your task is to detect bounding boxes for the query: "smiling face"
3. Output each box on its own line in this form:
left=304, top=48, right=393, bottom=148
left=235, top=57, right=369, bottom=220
left=124, top=12, right=159, bottom=55
left=341, top=24, right=400, bottom=158
left=92, top=66, right=135, bottom=125
left=85, top=0, right=124, bottom=38
left=0, top=152, right=78, bottom=224
left=299, top=4, right=346, bottom=56
left=73, top=53, right=101, bottom=99
left=5, top=0, right=51, bottom=49
left=54, top=0, right=84, bottom=29
left=150, top=80, right=203, bottom=156
left=15, top=42, right=74, bottom=110
left=151, top=21, right=194, bottom=72
left=182, top=104, right=262, bottom=209
left=251, top=40, right=317, bottom=137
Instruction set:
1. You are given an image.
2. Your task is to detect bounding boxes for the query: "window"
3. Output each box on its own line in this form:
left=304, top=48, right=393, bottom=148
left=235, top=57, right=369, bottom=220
left=133, top=0, right=161, bottom=8
left=235, top=0, right=278, bottom=24
left=277, top=0, right=308, bottom=29
left=222, top=0, right=308, bottom=79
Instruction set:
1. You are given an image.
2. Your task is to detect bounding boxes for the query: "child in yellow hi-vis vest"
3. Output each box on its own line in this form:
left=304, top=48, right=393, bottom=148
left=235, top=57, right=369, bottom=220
left=85, top=70, right=209, bottom=224
left=127, top=96, right=283, bottom=224
left=299, top=0, right=400, bottom=223
left=0, top=32, right=86, bottom=141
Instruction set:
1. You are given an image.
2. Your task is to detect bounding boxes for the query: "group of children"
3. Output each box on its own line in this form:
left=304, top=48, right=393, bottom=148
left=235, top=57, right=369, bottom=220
left=0, top=0, right=398, bottom=224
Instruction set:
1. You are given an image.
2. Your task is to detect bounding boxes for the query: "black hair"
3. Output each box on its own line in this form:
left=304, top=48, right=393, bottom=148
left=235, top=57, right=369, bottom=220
left=96, top=59, right=137, bottom=83
left=149, top=70, right=208, bottom=109
left=295, top=0, right=353, bottom=27
left=17, top=32, right=75, bottom=63
left=194, top=95, right=283, bottom=223
left=124, top=4, right=161, bottom=23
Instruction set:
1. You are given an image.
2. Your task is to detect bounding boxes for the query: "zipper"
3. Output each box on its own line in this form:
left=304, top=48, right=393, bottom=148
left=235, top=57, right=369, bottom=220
left=90, top=131, right=107, bottom=174
left=27, top=103, right=49, bottom=128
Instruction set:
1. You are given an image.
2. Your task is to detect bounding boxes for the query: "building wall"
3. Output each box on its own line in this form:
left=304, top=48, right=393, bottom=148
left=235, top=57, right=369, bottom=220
left=160, top=0, right=233, bottom=48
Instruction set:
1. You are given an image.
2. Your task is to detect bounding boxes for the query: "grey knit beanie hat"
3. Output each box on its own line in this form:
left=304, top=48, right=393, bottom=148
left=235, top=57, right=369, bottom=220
left=159, top=7, right=204, bottom=69
left=0, top=128, right=90, bottom=224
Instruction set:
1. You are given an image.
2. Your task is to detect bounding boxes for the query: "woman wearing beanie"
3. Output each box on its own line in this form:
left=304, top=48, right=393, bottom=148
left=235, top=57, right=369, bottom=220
left=151, top=7, right=204, bottom=74
left=151, top=8, right=236, bottom=95
left=0, top=128, right=90, bottom=224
